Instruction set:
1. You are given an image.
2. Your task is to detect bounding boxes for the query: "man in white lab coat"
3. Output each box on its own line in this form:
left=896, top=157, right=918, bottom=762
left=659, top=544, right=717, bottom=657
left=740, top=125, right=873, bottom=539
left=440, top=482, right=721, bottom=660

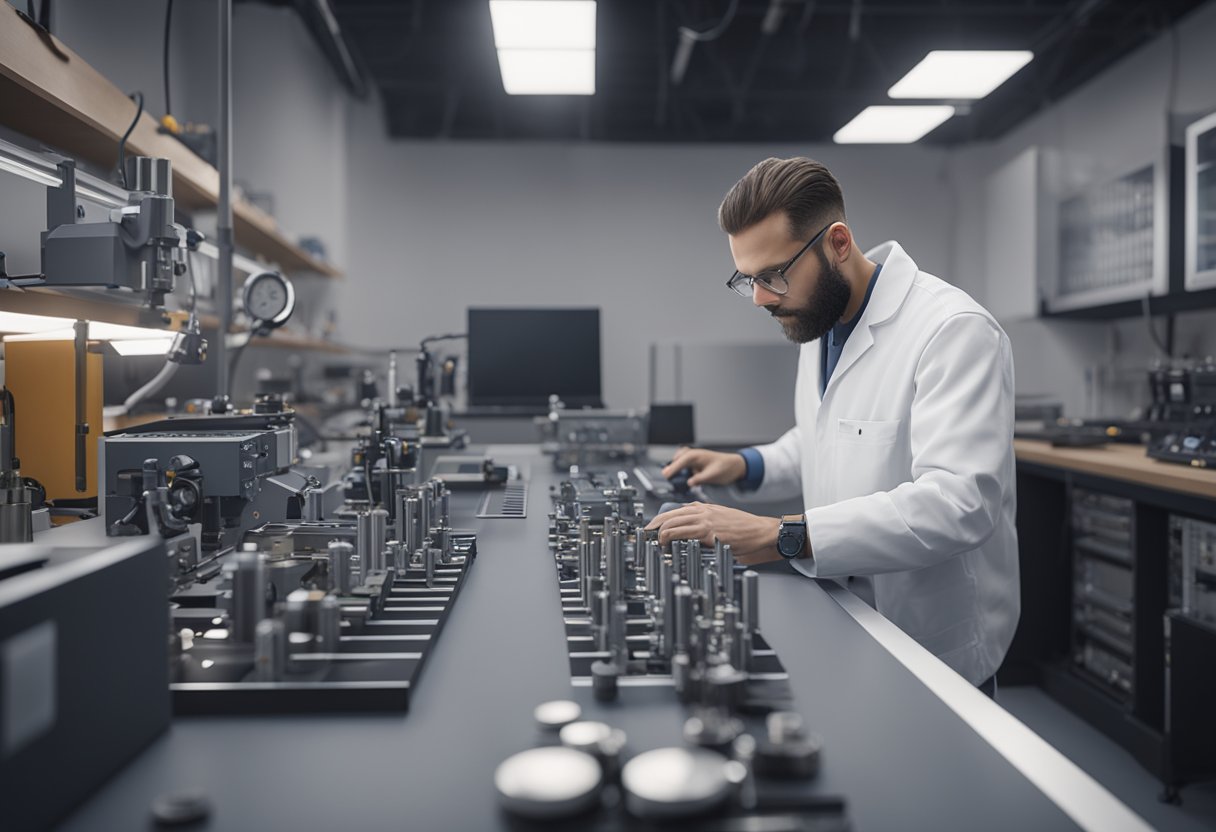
left=646, top=157, right=1019, bottom=692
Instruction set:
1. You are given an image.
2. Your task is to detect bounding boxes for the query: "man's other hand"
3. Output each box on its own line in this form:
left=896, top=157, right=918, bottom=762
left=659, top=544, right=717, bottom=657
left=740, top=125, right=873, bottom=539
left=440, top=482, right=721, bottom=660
left=644, top=502, right=781, bottom=565
left=661, top=447, right=747, bottom=488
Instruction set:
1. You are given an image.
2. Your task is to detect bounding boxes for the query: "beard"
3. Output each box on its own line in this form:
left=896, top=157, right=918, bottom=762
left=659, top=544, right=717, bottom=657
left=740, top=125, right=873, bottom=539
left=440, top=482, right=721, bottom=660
left=770, top=251, right=853, bottom=344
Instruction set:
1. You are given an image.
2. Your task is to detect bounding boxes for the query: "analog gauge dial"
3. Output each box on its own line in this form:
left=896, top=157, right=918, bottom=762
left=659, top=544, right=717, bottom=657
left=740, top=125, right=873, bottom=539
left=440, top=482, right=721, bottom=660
left=242, top=271, right=295, bottom=328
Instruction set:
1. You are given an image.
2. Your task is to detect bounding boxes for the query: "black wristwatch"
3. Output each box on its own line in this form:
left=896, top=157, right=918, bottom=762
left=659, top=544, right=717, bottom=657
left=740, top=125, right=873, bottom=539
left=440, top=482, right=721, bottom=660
left=777, top=514, right=807, bottom=559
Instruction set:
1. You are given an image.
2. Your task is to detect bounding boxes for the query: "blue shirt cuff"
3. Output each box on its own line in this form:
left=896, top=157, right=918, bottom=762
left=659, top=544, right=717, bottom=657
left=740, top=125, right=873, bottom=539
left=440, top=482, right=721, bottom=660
left=737, top=448, right=764, bottom=492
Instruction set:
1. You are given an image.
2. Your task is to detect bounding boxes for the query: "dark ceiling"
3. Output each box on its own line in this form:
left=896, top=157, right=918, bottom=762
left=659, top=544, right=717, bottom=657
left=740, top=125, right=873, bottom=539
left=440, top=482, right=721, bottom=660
left=327, top=0, right=1207, bottom=143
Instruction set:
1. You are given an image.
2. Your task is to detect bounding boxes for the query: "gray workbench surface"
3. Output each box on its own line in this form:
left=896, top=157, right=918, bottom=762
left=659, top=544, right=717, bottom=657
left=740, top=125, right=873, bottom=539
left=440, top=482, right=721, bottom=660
left=57, top=447, right=1143, bottom=831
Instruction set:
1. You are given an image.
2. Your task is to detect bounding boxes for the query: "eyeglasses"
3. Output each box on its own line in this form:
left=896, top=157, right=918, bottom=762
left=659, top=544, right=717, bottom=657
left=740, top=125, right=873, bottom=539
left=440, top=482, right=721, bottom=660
left=725, top=223, right=832, bottom=297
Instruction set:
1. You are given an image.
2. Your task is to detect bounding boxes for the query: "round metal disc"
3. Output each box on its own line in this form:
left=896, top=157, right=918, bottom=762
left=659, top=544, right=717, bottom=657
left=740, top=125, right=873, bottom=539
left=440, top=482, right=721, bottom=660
left=494, top=746, right=603, bottom=820
left=150, top=792, right=212, bottom=826
left=534, top=699, right=582, bottom=731
left=621, top=747, right=732, bottom=819
left=559, top=720, right=614, bottom=752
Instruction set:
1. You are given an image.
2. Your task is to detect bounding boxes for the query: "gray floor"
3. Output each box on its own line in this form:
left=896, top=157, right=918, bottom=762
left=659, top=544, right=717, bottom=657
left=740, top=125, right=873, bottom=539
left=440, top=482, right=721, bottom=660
left=1000, top=686, right=1216, bottom=832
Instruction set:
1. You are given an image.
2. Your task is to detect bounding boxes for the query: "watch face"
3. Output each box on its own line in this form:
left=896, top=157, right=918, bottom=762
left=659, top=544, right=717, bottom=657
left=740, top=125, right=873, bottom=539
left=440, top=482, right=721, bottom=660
left=778, top=532, right=798, bottom=557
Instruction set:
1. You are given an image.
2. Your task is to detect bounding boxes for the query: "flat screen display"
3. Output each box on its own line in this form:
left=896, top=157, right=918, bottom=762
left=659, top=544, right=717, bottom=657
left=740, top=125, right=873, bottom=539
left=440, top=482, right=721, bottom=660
left=467, top=308, right=602, bottom=408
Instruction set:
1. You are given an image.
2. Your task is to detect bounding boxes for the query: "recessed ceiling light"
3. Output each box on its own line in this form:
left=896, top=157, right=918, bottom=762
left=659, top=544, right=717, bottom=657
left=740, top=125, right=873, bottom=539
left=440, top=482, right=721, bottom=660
left=497, top=49, right=595, bottom=95
left=489, top=1, right=596, bottom=50
left=888, top=50, right=1034, bottom=100
left=490, top=1, right=596, bottom=95
left=833, top=105, right=956, bottom=144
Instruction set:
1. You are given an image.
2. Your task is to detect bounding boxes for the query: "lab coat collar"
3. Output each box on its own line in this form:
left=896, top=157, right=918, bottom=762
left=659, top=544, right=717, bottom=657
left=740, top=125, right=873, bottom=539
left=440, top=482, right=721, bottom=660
left=820, top=240, right=917, bottom=400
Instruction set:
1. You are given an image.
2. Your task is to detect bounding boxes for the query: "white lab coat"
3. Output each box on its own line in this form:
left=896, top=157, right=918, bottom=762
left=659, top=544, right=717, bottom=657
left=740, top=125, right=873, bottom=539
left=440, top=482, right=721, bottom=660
left=746, top=241, right=1020, bottom=685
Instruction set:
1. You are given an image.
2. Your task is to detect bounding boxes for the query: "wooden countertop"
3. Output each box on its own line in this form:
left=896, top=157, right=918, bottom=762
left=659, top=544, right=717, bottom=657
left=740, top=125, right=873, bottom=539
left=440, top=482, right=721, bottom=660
left=1014, top=438, right=1216, bottom=500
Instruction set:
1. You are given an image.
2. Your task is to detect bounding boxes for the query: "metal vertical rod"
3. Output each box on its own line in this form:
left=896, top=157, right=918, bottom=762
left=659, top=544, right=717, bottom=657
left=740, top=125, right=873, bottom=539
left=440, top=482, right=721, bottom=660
left=214, top=0, right=234, bottom=404
left=72, top=319, right=88, bottom=492
left=388, top=351, right=399, bottom=407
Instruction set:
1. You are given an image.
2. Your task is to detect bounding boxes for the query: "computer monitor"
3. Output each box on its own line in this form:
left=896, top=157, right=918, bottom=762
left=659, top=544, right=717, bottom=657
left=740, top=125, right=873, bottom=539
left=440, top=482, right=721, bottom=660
left=467, top=308, right=603, bottom=408
left=648, top=403, right=695, bottom=445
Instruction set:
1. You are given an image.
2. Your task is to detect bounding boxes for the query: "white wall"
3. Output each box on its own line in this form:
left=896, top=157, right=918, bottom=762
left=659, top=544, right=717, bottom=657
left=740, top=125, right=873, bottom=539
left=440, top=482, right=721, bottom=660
left=950, top=0, right=1216, bottom=417
left=339, top=95, right=957, bottom=412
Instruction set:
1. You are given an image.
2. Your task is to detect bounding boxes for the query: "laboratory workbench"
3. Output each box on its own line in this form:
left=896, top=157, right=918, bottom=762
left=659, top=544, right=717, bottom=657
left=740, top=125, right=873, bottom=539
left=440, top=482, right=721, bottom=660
left=55, top=445, right=1145, bottom=832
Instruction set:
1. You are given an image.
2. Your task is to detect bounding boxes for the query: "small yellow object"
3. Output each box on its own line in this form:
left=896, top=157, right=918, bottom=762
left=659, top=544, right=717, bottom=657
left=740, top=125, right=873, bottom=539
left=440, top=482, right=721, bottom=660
left=160, top=114, right=181, bottom=133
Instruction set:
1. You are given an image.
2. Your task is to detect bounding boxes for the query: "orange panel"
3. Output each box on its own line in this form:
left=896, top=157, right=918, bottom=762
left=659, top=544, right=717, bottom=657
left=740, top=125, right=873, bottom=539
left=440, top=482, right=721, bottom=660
left=5, top=339, right=103, bottom=500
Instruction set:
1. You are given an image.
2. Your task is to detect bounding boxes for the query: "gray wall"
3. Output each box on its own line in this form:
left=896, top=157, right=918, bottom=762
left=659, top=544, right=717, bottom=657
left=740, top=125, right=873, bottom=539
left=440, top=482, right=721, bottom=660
left=339, top=94, right=956, bottom=413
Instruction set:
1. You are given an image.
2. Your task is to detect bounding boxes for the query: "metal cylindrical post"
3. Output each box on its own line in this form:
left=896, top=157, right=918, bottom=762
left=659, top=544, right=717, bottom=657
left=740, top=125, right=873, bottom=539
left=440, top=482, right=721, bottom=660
left=674, top=585, right=692, bottom=654
left=318, top=594, right=342, bottom=651
left=403, top=497, right=420, bottom=555
left=254, top=618, right=284, bottom=681
left=230, top=549, right=265, bottom=643
left=742, top=570, right=760, bottom=633
left=355, top=511, right=373, bottom=578
left=370, top=507, right=389, bottom=573
left=328, top=539, right=353, bottom=594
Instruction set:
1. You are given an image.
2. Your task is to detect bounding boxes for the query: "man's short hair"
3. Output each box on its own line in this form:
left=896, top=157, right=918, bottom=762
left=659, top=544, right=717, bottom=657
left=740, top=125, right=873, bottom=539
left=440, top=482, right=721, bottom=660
left=718, top=157, right=846, bottom=240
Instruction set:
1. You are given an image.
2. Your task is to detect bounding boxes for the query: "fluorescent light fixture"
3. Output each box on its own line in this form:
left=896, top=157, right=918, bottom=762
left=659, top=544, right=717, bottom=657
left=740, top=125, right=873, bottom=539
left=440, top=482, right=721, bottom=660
left=109, top=337, right=175, bottom=356
left=497, top=49, right=595, bottom=95
left=833, top=105, right=956, bottom=144
left=888, top=50, right=1033, bottom=100
left=489, top=0, right=596, bottom=49
left=490, top=1, right=596, bottom=95
left=5, top=321, right=178, bottom=342
left=0, top=311, right=75, bottom=334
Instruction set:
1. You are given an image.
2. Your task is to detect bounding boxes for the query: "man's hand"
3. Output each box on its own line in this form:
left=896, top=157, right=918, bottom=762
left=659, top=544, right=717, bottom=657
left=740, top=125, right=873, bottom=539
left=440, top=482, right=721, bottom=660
left=661, top=447, right=747, bottom=488
left=644, top=502, right=783, bottom=565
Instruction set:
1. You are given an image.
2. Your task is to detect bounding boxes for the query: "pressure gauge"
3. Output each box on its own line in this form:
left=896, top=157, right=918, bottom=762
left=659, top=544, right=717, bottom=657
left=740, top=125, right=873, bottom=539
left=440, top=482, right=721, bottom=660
left=242, top=271, right=295, bottom=331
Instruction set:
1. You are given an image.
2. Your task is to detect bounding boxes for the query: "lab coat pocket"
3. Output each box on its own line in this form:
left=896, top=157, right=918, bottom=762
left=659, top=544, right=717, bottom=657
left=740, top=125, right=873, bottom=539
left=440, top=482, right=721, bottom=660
left=834, top=419, right=901, bottom=499
left=836, top=418, right=900, bottom=445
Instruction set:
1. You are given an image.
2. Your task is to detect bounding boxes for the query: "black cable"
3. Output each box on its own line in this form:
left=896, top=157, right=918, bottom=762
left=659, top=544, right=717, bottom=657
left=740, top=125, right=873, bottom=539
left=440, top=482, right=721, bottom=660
left=163, top=0, right=174, bottom=117
left=117, top=91, right=145, bottom=189
left=679, top=0, right=739, bottom=42
left=419, top=332, right=467, bottom=350
left=228, top=337, right=250, bottom=383
left=1141, top=294, right=1170, bottom=358
left=38, top=0, right=51, bottom=31
left=185, top=250, right=199, bottom=313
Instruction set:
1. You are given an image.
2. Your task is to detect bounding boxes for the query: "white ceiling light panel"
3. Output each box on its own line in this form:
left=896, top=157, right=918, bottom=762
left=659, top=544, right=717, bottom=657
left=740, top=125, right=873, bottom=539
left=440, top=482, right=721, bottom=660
left=888, top=50, right=1034, bottom=100
left=833, top=105, right=956, bottom=144
left=490, top=1, right=596, bottom=95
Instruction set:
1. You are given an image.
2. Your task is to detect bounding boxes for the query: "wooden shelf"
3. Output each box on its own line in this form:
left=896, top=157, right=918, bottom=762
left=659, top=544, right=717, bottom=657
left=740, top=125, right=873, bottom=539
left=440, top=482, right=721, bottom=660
left=0, top=5, right=342, bottom=279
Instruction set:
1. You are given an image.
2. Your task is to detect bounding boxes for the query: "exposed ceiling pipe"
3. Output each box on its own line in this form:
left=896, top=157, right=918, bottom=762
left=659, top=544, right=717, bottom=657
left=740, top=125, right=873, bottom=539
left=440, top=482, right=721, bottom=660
left=670, top=0, right=740, bottom=86
left=238, top=0, right=371, bottom=99
left=761, top=0, right=786, bottom=36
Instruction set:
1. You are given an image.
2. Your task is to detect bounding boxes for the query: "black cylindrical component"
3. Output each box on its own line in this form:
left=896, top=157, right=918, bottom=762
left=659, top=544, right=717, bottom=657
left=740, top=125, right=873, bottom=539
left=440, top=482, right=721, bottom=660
left=673, top=584, right=692, bottom=654
left=230, top=549, right=265, bottom=643
left=591, top=660, right=619, bottom=702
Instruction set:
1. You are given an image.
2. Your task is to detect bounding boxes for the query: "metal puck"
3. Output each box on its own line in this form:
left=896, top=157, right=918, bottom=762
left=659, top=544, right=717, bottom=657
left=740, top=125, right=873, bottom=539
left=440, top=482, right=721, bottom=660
left=559, top=720, right=615, bottom=753
left=150, top=792, right=212, bottom=826
left=534, top=699, right=582, bottom=732
left=621, top=746, right=732, bottom=819
left=494, top=746, right=603, bottom=820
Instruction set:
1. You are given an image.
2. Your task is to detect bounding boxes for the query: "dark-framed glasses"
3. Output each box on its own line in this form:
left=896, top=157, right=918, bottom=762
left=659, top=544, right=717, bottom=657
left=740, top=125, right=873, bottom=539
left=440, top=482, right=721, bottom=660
left=726, top=223, right=831, bottom=297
